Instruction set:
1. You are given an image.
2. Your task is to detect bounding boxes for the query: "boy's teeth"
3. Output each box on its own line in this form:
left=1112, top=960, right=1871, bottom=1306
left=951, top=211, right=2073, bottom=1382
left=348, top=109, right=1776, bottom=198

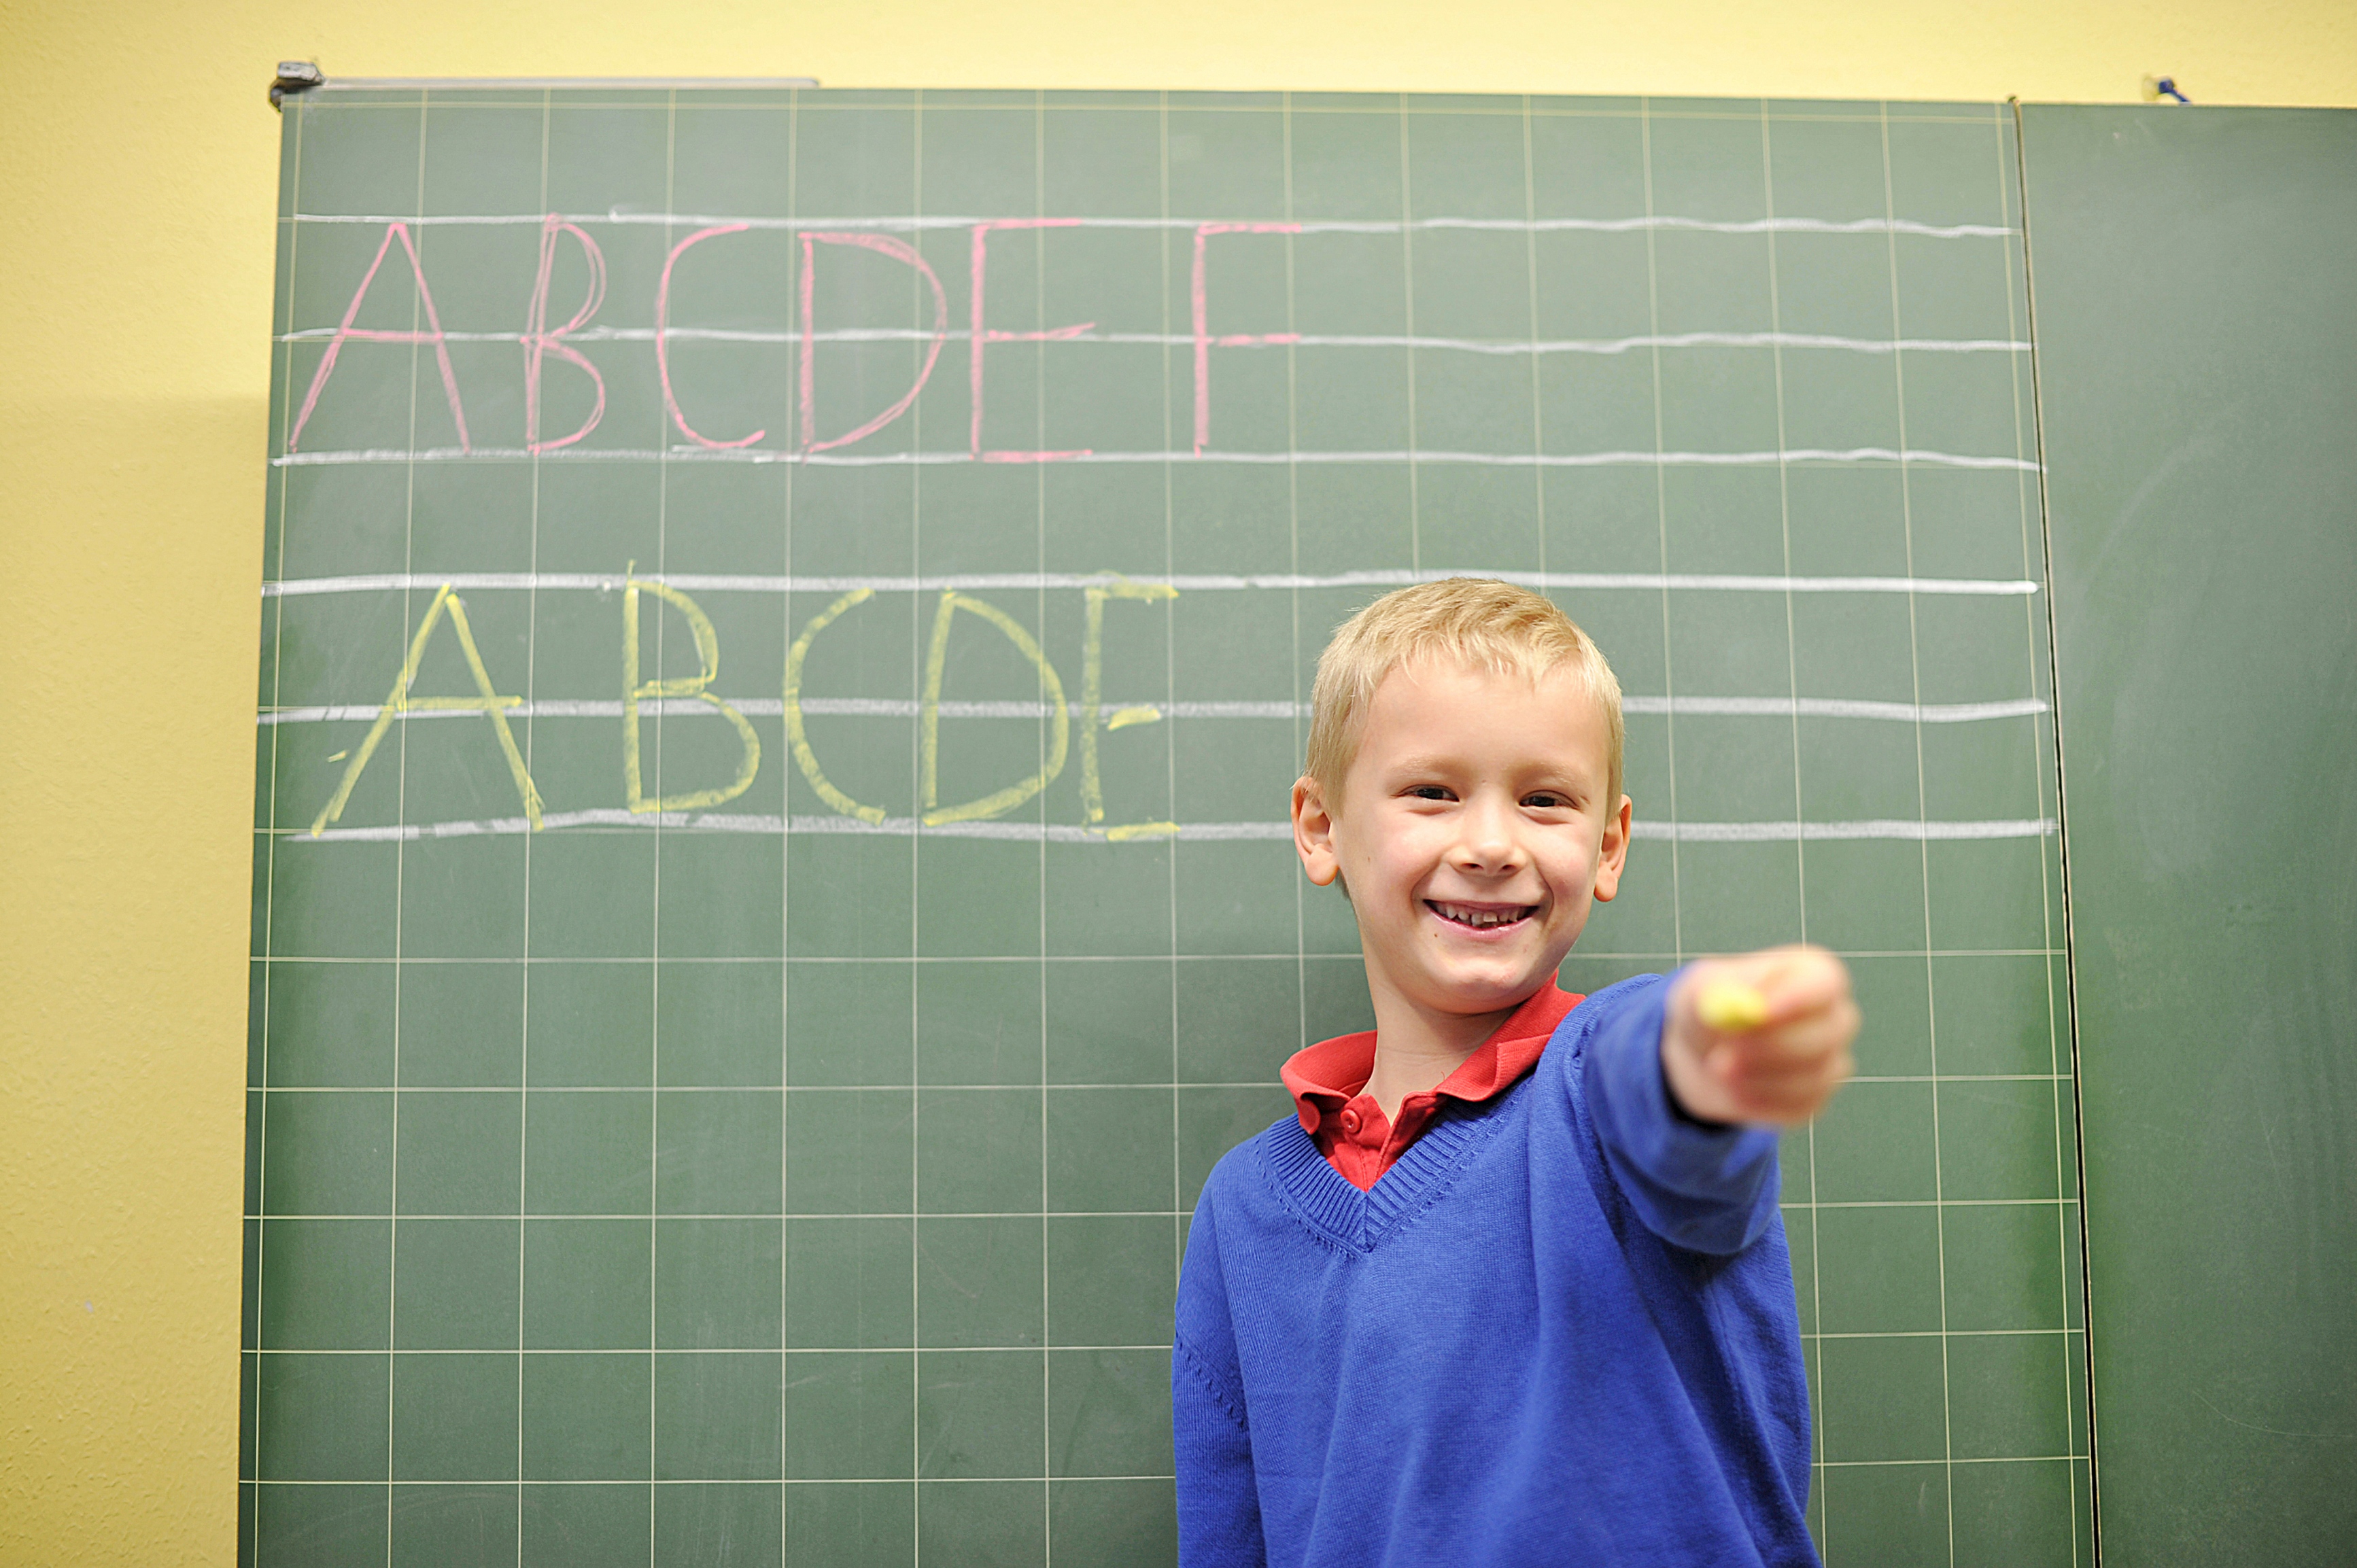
left=1435, top=902, right=1525, bottom=928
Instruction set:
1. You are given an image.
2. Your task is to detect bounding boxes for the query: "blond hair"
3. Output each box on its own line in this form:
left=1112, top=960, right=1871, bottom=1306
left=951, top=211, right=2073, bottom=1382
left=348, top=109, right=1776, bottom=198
left=1305, top=578, right=1624, bottom=810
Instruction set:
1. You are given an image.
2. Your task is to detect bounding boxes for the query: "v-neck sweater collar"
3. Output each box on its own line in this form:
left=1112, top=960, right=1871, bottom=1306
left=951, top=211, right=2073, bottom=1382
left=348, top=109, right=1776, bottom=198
left=1260, top=999, right=1589, bottom=1252
left=1279, top=981, right=1583, bottom=1190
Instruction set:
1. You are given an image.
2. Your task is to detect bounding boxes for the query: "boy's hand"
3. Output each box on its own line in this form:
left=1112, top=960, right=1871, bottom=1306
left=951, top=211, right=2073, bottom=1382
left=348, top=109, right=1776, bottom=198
left=1662, top=946, right=1857, bottom=1126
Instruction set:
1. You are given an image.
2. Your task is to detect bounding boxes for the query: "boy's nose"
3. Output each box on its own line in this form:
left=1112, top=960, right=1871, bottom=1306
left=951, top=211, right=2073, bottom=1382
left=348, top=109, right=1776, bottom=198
left=1452, top=797, right=1527, bottom=870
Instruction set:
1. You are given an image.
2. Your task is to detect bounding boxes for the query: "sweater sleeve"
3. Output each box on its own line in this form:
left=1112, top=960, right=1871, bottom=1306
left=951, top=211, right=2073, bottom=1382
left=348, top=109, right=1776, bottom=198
left=1581, top=972, right=1782, bottom=1257
left=1172, top=1184, right=1267, bottom=1568
left=1173, top=1332, right=1264, bottom=1567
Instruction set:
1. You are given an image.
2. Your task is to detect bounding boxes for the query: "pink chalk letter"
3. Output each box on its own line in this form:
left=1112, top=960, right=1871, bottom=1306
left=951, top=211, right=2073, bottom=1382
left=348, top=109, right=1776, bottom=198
left=798, top=233, right=950, bottom=455
left=657, top=225, right=764, bottom=450
left=523, top=216, right=608, bottom=453
left=287, top=222, right=472, bottom=453
left=1192, top=222, right=1303, bottom=455
left=969, top=220, right=1093, bottom=463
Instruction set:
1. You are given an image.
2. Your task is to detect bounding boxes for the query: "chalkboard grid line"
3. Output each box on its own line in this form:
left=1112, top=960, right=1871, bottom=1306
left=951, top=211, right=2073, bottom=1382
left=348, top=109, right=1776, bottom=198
left=277, top=323, right=2036, bottom=359
left=1636, top=96, right=1693, bottom=1106
left=904, top=90, right=927, bottom=1565
left=645, top=94, right=674, bottom=1566
left=1757, top=106, right=1831, bottom=1552
left=252, top=1336, right=1183, bottom=1355
left=270, top=810, right=2059, bottom=845
left=245, top=1196, right=2085, bottom=1220
left=1519, top=94, right=1553, bottom=597
left=243, top=1452, right=2083, bottom=1490
left=1880, top=101, right=1959, bottom=1568
left=243, top=1450, right=2082, bottom=1481
left=239, top=1326, right=2081, bottom=1352
left=255, top=694, right=2056, bottom=725
left=1398, top=103, right=1421, bottom=576
left=1180, top=171, right=1216, bottom=1568
left=777, top=84, right=800, bottom=1568
left=243, top=950, right=2071, bottom=965
left=254, top=1474, right=1184, bottom=1486
left=515, top=88, right=554, bottom=1568
left=1031, top=93, right=1056, bottom=1563
left=287, top=209, right=2020, bottom=241
left=376, top=92, right=429, bottom=1568
left=269, top=445, right=2046, bottom=472
left=235, top=1073, right=2077, bottom=1100
left=257, top=568, right=2046, bottom=597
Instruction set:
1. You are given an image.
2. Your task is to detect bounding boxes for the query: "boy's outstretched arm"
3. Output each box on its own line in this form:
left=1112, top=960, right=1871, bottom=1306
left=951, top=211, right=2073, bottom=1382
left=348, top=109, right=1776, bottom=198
left=1583, top=946, right=1857, bottom=1255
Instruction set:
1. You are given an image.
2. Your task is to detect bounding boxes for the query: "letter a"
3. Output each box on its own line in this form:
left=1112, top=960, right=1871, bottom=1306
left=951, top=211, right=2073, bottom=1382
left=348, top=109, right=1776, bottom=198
left=288, top=222, right=472, bottom=453
left=310, top=585, right=544, bottom=835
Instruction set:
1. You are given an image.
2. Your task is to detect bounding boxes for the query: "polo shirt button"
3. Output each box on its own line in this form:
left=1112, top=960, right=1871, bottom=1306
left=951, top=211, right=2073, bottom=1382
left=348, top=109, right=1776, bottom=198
left=1339, top=1109, right=1362, bottom=1136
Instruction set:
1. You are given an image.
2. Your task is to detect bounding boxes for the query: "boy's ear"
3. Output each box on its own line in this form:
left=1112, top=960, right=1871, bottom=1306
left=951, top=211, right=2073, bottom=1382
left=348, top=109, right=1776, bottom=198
left=1591, top=794, right=1633, bottom=903
left=1292, top=774, right=1343, bottom=888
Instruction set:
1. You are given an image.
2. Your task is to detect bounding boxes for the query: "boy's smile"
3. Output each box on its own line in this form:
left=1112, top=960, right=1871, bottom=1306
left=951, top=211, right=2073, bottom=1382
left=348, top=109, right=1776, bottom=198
left=1293, top=659, right=1632, bottom=1066
left=1428, top=900, right=1533, bottom=931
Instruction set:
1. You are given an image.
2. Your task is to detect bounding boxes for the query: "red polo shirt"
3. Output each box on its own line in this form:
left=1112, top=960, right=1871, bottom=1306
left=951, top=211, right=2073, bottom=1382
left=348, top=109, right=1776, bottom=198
left=1279, top=981, right=1585, bottom=1191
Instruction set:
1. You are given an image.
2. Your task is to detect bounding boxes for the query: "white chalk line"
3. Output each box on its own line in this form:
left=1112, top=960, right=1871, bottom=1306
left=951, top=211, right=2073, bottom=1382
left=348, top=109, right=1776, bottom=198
left=1652, top=818, right=2057, bottom=844
left=270, top=445, right=2042, bottom=473
left=262, top=568, right=2040, bottom=599
left=275, top=323, right=2029, bottom=359
left=283, top=809, right=2056, bottom=846
left=289, top=211, right=2018, bottom=240
left=1626, top=695, right=2049, bottom=723
left=258, top=695, right=2049, bottom=727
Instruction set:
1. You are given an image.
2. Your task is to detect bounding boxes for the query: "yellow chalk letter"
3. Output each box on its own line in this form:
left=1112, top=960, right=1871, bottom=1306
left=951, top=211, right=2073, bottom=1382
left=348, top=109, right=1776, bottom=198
left=623, top=576, right=761, bottom=814
left=1080, top=577, right=1179, bottom=839
left=310, top=583, right=545, bottom=836
left=921, top=591, right=1069, bottom=826
left=781, top=587, right=887, bottom=825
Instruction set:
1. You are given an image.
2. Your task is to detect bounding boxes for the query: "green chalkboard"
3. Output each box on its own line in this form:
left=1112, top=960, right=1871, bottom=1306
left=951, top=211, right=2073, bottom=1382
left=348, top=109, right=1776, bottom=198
left=244, top=88, right=2087, bottom=1565
left=2023, top=104, right=2357, bottom=1565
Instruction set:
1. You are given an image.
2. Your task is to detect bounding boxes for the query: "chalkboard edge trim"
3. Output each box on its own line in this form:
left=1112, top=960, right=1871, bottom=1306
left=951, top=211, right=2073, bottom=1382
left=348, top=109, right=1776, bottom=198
left=317, top=77, right=822, bottom=90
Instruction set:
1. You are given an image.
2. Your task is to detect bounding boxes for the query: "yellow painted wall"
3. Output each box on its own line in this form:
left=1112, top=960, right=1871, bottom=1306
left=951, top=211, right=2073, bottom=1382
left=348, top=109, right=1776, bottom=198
left=0, top=1, right=2349, bottom=1560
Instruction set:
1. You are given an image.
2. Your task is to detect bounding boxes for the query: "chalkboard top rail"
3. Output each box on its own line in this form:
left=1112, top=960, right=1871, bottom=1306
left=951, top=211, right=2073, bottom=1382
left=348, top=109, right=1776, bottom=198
left=317, top=76, right=821, bottom=90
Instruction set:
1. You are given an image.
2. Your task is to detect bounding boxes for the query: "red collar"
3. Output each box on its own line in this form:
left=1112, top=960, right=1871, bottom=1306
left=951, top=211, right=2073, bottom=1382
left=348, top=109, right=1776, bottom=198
left=1281, top=980, right=1583, bottom=1136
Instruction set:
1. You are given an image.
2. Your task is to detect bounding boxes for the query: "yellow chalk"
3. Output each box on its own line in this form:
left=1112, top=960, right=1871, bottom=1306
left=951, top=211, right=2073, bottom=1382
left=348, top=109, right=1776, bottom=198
left=1697, top=979, right=1770, bottom=1032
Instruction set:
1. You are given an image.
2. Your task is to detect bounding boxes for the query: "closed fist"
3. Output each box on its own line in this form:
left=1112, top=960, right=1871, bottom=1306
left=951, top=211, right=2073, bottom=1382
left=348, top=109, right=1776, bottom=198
left=1662, top=945, right=1858, bottom=1126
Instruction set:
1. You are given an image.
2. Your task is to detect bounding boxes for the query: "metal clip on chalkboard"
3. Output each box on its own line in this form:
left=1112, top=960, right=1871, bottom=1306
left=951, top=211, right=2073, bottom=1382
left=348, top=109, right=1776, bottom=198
left=271, top=61, right=324, bottom=111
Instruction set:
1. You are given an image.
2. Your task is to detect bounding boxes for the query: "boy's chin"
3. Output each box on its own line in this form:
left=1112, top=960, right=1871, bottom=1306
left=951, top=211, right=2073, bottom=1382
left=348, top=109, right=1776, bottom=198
left=1419, top=964, right=1555, bottom=1015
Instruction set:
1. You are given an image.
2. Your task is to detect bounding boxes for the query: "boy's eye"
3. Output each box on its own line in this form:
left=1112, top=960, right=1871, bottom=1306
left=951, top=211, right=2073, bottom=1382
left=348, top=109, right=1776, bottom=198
left=1522, top=792, right=1572, bottom=809
left=1407, top=785, right=1455, bottom=801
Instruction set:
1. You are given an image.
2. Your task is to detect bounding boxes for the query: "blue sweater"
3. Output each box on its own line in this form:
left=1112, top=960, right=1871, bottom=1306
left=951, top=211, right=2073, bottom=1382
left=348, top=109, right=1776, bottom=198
left=1171, top=973, right=1818, bottom=1568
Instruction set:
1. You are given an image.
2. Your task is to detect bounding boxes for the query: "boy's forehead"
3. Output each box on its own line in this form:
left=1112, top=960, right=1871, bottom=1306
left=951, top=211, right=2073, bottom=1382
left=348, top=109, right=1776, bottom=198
left=1359, top=659, right=1608, bottom=758
left=1370, top=655, right=1589, bottom=707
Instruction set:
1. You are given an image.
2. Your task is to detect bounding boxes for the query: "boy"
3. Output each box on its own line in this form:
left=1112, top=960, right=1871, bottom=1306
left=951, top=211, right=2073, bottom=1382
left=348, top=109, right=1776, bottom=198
left=1172, top=579, right=1856, bottom=1567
